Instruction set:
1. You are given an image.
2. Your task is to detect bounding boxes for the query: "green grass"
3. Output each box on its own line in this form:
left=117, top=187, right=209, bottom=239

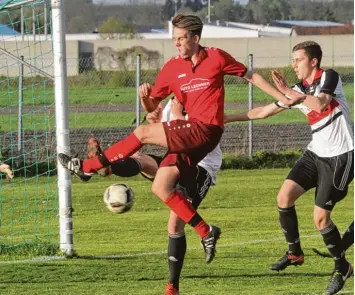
left=1, top=83, right=354, bottom=106
left=0, top=170, right=353, bottom=294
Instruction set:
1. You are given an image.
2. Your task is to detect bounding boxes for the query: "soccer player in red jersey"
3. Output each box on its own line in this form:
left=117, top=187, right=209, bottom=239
left=59, top=14, right=303, bottom=264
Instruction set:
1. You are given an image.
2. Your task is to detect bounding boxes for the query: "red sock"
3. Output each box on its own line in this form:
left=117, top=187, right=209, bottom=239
left=82, top=133, right=142, bottom=173
left=165, top=191, right=210, bottom=238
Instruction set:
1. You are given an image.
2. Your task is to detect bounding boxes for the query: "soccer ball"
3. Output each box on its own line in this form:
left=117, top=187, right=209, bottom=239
left=103, top=183, right=135, bottom=214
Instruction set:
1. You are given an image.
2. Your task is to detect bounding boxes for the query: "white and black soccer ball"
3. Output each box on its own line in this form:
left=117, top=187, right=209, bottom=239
left=103, top=183, right=135, bottom=214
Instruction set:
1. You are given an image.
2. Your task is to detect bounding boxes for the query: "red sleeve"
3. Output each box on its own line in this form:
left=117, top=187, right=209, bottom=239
left=150, top=62, right=173, bottom=100
left=218, top=49, right=247, bottom=77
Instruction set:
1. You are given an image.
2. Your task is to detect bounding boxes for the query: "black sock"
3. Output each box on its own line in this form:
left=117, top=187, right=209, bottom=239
left=279, top=206, right=302, bottom=255
left=110, top=158, right=141, bottom=177
left=342, top=221, right=354, bottom=252
left=168, top=233, right=186, bottom=290
left=320, top=222, right=347, bottom=271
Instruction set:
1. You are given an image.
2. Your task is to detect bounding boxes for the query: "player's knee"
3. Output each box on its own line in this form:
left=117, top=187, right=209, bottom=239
left=168, top=216, right=185, bottom=234
left=168, top=223, right=185, bottom=235
left=133, top=125, right=146, bottom=141
left=276, top=193, right=293, bottom=208
left=313, top=210, right=331, bottom=230
left=151, top=181, right=165, bottom=199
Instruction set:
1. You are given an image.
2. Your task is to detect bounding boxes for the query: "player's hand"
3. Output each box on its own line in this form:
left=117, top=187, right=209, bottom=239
left=272, top=70, right=289, bottom=95
left=0, top=163, right=14, bottom=181
left=171, top=98, right=185, bottom=120
left=139, top=83, right=152, bottom=100
left=146, top=103, right=163, bottom=124
left=287, top=95, right=306, bottom=106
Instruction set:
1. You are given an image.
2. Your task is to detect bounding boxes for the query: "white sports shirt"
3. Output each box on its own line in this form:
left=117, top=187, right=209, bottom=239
left=281, top=69, right=353, bottom=157
left=161, top=99, right=222, bottom=185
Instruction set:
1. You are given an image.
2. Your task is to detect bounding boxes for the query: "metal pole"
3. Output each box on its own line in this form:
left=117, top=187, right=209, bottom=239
left=136, top=54, right=141, bottom=128
left=51, top=0, right=74, bottom=256
left=44, top=2, right=48, bottom=38
left=20, top=6, right=24, bottom=41
left=207, top=0, right=211, bottom=23
left=248, top=54, right=253, bottom=159
left=32, top=6, right=36, bottom=39
left=18, top=56, right=24, bottom=153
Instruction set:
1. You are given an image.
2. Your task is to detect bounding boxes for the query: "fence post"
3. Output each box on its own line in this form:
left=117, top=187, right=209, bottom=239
left=136, top=54, right=141, bottom=127
left=248, top=54, right=253, bottom=158
left=18, top=56, right=24, bottom=153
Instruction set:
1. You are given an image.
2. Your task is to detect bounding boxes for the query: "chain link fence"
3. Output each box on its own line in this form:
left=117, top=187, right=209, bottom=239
left=2, top=55, right=352, bottom=161
left=64, top=55, right=353, bottom=158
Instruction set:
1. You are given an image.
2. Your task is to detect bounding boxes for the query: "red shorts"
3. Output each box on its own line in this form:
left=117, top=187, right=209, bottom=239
left=160, top=119, right=223, bottom=173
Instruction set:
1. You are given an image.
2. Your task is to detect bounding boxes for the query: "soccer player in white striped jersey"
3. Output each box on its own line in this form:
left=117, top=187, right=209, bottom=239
left=225, top=41, right=353, bottom=295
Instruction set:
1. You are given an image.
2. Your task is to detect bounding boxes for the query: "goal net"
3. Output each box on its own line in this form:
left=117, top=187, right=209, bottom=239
left=0, top=0, right=72, bottom=258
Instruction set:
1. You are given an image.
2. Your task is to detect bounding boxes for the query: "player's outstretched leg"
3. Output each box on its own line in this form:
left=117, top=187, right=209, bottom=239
left=325, top=262, right=353, bottom=295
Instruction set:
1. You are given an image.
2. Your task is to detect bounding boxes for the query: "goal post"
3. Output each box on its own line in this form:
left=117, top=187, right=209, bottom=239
left=0, top=0, right=73, bottom=257
left=51, top=0, right=73, bottom=257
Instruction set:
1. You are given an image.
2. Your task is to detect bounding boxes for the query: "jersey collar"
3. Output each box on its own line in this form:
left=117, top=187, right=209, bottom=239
left=179, top=46, right=207, bottom=67
left=302, top=68, right=323, bottom=87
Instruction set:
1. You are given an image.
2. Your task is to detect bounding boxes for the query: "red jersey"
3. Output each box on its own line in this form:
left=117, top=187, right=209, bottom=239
left=150, top=47, right=247, bottom=128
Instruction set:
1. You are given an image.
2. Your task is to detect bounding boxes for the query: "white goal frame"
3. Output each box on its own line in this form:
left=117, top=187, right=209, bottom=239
left=1, top=0, right=74, bottom=256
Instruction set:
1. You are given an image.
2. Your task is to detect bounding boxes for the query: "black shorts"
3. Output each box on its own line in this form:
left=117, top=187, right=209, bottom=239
left=177, top=165, right=212, bottom=209
left=287, top=150, right=354, bottom=210
left=144, top=154, right=212, bottom=209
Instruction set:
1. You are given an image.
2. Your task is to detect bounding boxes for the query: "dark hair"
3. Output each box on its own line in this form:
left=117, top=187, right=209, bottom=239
left=172, top=14, right=203, bottom=38
left=292, top=41, right=323, bottom=68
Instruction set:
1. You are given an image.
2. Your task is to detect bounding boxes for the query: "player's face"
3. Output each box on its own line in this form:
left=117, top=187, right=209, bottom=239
left=292, top=49, right=317, bottom=80
left=173, top=27, right=199, bottom=59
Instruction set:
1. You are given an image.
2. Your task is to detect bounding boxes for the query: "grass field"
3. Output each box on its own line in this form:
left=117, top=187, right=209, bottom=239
left=1, top=83, right=354, bottom=106
left=1, top=107, right=354, bottom=131
left=1, top=170, right=353, bottom=295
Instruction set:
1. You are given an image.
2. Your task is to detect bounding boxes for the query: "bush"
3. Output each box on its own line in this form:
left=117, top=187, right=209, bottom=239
left=221, top=150, right=302, bottom=170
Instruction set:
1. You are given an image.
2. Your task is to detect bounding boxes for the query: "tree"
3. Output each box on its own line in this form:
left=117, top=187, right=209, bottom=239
left=184, top=0, right=204, bottom=13
left=213, top=0, right=247, bottom=22
left=98, top=17, right=137, bottom=39
left=247, top=0, right=290, bottom=24
left=65, top=0, right=95, bottom=33
left=161, top=0, right=175, bottom=21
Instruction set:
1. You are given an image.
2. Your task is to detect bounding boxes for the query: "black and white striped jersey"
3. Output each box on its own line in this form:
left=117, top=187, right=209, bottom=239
left=287, top=69, right=353, bottom=157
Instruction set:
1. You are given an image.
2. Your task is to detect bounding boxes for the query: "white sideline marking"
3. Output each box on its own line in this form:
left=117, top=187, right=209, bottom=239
left=0, top=234, right=320, bottom=264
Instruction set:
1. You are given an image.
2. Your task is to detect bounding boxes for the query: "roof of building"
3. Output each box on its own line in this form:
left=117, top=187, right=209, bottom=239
left=0, top=24, right=19, bottom=35
left=291, top=24, right=354, bottom=35
left=272, top=20, right=344, bottom=28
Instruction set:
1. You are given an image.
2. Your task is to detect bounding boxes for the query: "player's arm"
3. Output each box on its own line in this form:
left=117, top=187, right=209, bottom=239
left=139, top=83, right=161, bottom=112
left=218, top=49, right=303, bottom=107
left=224, top=102, right=286, bottom=123
left=243, top=70, right=304, bottom=107
left=272, top=70, right=333, bottom=113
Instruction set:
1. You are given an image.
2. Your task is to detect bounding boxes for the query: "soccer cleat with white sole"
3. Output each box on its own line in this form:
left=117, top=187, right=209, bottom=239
left=58, top=153, right=92, bottom=182
left=201, top=225, right=221, bottom=264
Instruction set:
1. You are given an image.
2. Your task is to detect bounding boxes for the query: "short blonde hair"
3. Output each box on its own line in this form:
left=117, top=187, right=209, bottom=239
left=172, top=14, right=203, bottom=38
